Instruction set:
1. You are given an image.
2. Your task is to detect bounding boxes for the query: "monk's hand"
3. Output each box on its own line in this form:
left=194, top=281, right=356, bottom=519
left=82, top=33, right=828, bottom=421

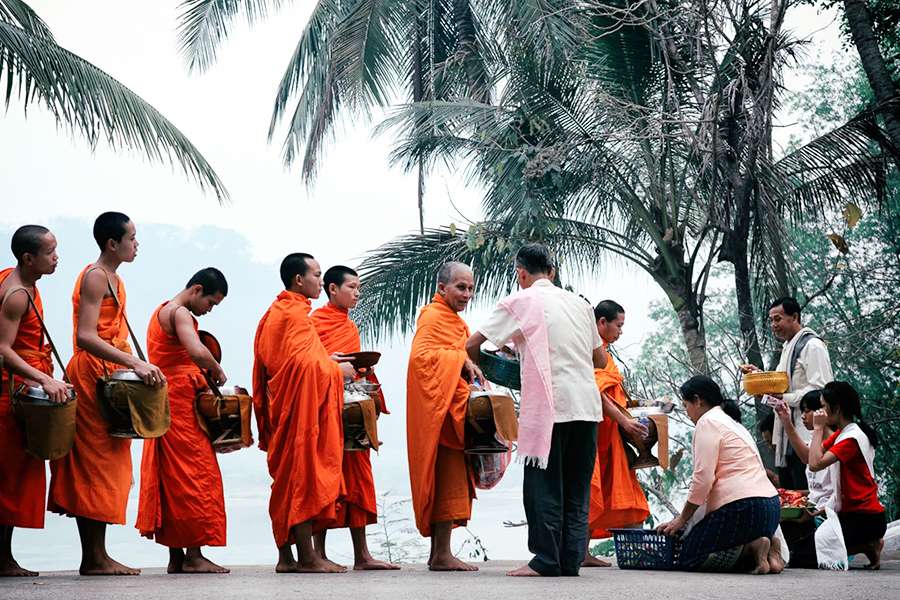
left=135, top=361, right=166, bottom=388
left=338, top=361, right=357, bottom=381
left=210, top=364, right=227, bottom=386
left=621, top=418, right=649, bottom=441
left=462, top=358, right=483, bottom=385
left=657, top=516, right=685, bottom=537
left=813, top=409, right=828, bottom=430
left=42, top=377, right=73, bottom=403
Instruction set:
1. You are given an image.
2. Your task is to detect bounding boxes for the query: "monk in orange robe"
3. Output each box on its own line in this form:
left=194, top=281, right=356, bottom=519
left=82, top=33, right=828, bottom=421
left=136, top=267, right=230, bottom=574
left=253, top=253, right=355, bottom=574
left=0, top=226, right=71, bottom=577
left=407, top=262, right=482, bottom=572
left=310, top=265, right=398, bottom=570
left=48, top=212, right=166, bottom=576
left=583, top=300, right=650, bottom=567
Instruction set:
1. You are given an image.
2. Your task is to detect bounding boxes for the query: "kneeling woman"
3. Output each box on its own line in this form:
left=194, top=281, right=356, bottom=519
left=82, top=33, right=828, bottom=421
left=808, top=381, right=885, bottom=569
left=658, top=376, right=782, bottom=574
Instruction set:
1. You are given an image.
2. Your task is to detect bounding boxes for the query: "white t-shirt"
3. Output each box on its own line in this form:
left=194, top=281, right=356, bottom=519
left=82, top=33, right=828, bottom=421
left=478, top=279, right=603, bottom=423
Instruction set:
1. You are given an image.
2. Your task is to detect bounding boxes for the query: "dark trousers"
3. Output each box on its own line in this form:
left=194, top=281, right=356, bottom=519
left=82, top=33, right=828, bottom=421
left=523, top=420, right=598, bottom=576
left=777, top=449, right=809, bottom=490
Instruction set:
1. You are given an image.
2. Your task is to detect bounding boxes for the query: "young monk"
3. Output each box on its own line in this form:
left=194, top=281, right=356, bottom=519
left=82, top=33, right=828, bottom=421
left=583, top=300, right=650, bottom=567
left=253, top=253, right=355, bottom=573
left=310, top=265, right=398, bottom=570
left=48, top=212, right=166, bottom=576
left=0, top=226, right=72, bottom=577
left=407, top=262, right=482, bottom=572
left=136, top=267, right=230, bottom=574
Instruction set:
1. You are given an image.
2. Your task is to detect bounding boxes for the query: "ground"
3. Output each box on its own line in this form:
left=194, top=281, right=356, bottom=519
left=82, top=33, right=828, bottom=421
left=2, top=560, right=898, bottom=599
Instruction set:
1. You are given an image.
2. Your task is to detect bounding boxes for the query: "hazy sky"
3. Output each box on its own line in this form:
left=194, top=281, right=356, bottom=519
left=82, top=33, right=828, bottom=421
left=2, top=1, right=841, bottom=569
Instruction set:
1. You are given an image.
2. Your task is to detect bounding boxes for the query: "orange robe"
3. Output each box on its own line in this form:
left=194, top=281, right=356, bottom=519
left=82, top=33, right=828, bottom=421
left=588, top=351, right=650, bottom=538
left=406, top=294, right=475, bottom=537
left=135, top=303, right=226, bottom=547
left=48, top=265, right=133, bottom=524
left=252, top=291, right=344, bottom=547
left=0, top=268, right=52, bottom=529
left=311, top=302, right=388, bottom=530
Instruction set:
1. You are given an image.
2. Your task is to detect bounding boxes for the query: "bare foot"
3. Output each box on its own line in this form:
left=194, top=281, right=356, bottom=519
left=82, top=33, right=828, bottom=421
left=354, top=558, right=401, bottom=571
left=80, top=556, right=140, bottom=576
left=0, top=558, right=38, bottom=577
left=582, top=554, right=612, bottom=568
left=747, top=538, right=771, bottom=575
left=275, top=558, right=300, bottom=574
left=767, top=537, right=785, bottom=574
left=181, top=555, right=230, bottom=574
left=167, top=549, right=185, bottom=574
left=296, top=556, right=348, bottom=573
left=429, top=555, right=478, bottom=572
left=863, top=539, right=883, bottom=570
left=507, top=564, right=541, bottom=577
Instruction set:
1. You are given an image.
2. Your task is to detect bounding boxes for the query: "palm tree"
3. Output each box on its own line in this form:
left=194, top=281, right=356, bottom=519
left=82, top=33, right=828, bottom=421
left=0, top=1, right=227, bottom=200
left=352, top=0, right=895, bottom=381
left=177, top=0, right=493, bottom=231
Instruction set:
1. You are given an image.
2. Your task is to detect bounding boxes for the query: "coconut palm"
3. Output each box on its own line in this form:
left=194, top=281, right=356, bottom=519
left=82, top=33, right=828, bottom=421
left=352, top=0, right=895, bottom=378
left=177, top=0, right=496, bottom=231
left=0, top=0, right=227, bottom=200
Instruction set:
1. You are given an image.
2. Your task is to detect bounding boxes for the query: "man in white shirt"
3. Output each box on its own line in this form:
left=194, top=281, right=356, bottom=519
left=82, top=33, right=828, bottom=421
left=766, top=297, right=833, bottom=489
left=465, top=243, right=608, bottom=577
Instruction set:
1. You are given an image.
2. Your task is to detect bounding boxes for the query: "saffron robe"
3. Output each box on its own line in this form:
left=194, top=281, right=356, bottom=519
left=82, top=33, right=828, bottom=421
left=252, top=291, right=344, bottom=547
left=588, top=351, right=650, bottom=538
left=311, top=302, right=387, bottom=529
left=48, top=265, right=133, bottom=524
left=0, top=268, right=52, bottom=528
left=406, top=294, right=475, bottom=537
left=136, top=303, right=226, bottom=547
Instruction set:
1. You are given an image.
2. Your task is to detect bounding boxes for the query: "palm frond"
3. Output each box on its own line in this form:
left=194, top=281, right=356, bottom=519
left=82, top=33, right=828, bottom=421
left=0, top=0, right=53, bottom=39
left=0, top=20, right=228, bottom=201
left=177, top=0, right=285, bottom=73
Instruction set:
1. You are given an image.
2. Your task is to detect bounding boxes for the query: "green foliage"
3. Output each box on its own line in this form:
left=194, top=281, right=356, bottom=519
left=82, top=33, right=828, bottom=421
left=0, top=1, right=228, bottom=201
left=369, top=491, right=428, bottom=564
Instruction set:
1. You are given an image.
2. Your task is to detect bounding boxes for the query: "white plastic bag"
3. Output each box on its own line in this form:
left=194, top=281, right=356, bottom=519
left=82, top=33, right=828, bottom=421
left=815, top=507, right=848, bottom=570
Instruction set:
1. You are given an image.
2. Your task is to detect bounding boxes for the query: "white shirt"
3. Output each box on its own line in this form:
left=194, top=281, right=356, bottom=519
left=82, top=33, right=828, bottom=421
left=772, top=327, right=833, bottom=466
left=478, top=279, right=603, bottom=423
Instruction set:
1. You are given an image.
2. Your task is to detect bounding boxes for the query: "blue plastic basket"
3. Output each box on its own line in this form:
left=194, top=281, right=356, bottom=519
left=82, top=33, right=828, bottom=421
left=609, top=528, right=681, bottom=570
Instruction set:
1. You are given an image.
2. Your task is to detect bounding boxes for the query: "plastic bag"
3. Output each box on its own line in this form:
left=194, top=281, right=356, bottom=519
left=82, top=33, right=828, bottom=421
left=471, top=447, right=512, bottom=490
left=815, top=507, right=848, bottom=570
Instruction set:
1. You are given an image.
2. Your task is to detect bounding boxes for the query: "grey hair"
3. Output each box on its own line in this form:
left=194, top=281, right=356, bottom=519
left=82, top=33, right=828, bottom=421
left=436, top=261, right=471, bottom=285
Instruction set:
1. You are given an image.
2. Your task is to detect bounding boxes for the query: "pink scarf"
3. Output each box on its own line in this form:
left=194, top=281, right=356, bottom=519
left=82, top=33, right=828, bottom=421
left=499, top=287, right=554, bottom=469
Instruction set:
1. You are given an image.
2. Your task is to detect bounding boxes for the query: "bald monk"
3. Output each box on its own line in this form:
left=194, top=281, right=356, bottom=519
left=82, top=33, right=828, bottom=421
left=48, top=212, right=166, bottom=576
left=253, top=253, right=355, bottom=573
left=136, top=268, right=230, bottom=574
left=310, top=265, right=398, bottom=570
left=0, top=226, right=72, bottom=577
left=407, top=262, right=482, bottom=572
left=583, top=300, right=650, bottom=567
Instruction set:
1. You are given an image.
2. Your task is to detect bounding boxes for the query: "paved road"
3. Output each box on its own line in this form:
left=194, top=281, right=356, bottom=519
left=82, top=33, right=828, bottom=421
left=2, top=561, right=898, bottom=600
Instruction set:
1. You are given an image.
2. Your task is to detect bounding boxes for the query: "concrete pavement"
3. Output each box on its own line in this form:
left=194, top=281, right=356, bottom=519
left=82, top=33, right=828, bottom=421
left=2, top=560, right=898, bottom=600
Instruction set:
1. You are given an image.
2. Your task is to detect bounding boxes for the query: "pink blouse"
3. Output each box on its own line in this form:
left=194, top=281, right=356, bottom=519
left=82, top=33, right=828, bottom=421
left=687, top=411, right=778, bottom=512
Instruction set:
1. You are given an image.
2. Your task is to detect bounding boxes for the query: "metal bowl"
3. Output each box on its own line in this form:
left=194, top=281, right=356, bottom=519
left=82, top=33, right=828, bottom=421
left=109, top=369, right=143, bottom=382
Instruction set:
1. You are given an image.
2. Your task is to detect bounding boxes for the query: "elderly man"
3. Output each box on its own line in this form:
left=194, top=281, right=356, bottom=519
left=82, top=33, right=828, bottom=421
left=407, top=262, right=482, bottom=572
left=466, top=244, right=608, bottom=577
left=745, top=297, right=833, bottom=490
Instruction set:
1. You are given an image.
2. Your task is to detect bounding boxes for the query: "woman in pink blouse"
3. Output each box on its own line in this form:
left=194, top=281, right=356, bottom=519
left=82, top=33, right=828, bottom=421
left=658, top=376, right=782, bottom=573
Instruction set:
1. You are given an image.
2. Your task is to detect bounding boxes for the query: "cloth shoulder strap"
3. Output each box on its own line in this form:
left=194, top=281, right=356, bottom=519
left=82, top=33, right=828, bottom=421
left=1, top=286, right=68, bottom=381
left=788, top=330, right=818, bottom=379
left=94, top=268, right=147, bottom=363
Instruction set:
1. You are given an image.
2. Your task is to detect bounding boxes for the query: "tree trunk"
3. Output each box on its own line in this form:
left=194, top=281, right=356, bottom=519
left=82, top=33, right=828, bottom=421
left=844, top=0, right=900, bottom=170
left=412, top=2, right=427, bottom=234
left=660, top=280, right=709, bottom=374
left=731, top=236, right=764, bottom=370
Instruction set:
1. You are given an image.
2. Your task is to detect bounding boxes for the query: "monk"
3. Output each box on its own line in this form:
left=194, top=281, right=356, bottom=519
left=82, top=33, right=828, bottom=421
left=253, top=253, right=355, bottom=573
left=136, top=267, right=230, bottom=574
left=583, top=300, right=650, bottom=567
left=407, top=261, right=482, bottom=572
left=0, top=226, right=72, bottom=577
left=310, top=265, right=398, bottom=570
left=48, top=212, right=166, bottom=576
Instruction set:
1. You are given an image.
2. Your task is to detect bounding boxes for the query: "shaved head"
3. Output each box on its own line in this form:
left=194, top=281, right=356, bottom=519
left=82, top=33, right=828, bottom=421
left=436, top=261, right=472, bottom=286
left=11, top=225, right=50, bottom=261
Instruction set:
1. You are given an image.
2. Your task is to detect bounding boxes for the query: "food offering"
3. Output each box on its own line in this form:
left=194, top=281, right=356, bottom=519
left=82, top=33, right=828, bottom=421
left=343, top=381, right=381, bottom=451
left=778, top=488, right=814, bottom=520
